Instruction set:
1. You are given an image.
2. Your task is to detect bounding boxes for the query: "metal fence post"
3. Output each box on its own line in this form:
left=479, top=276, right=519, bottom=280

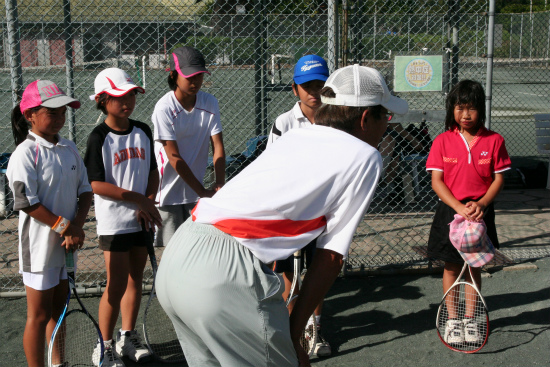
left=520, top=13, right=523, bottom=59
left=4, top=0, right=23, bottom=107
left=485, top=0, right=495, bottom=130
left=327, top=0, right=338, bottom=73
left=63, top=0, right=76, bottom=142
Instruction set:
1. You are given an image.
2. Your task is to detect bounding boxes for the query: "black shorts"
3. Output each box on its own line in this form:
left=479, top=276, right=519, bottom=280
left=273, top=239, right=317, bottom=273
left=427, top=200, right=500, bottom=264
left=99, top=228, right=154, bottom=252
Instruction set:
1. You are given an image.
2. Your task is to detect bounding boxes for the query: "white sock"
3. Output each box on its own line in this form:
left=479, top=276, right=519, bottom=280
left=315, top=315, right=321, bottom=326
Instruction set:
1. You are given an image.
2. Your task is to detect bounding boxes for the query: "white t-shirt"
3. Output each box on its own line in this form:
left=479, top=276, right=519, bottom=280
left=84, top=120, right=156, bottom=235
left=6, top=132, right=92, bottom=272
left=153, top=90, right=223, bottom=206
left=267, top=102, right=311, bottom=147
left=192, top=125, right=382, bottom=264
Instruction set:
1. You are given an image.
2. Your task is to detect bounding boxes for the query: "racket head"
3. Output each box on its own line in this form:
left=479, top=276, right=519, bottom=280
left=436, top=281, right=489, bottom=353
left=48, top=309, right=104, bottom=367
left=142, top=286, right=185, bottom=363
left=301, top=314, right=318, bottom=357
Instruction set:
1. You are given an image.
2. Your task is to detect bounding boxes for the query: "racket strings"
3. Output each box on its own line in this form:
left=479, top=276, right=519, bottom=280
left=49, top=311, right=101, bottom=366
left=437, top=283, right=488, bottom=352
left=143, top=291, right=185, bottom=362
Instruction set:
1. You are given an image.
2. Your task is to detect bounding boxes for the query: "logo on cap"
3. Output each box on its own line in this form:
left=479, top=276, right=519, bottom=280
left=41, top=84, right=62, bottom=98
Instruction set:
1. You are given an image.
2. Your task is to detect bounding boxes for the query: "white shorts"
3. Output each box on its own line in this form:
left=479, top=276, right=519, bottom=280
left=21, top=266, right=68, bottom=291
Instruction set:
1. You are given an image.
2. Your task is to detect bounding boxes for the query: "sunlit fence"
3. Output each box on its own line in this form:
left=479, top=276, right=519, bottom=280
left=1, top=1, right=548, bottom=294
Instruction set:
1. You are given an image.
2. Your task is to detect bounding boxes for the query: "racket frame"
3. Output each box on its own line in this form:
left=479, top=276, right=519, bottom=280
left=47, top=251, right=105, bottom=367
left=436, top=262, right=489, bottom=353
left=142, top=244, right=186, bottom=363
left=286, top=250, right=317, bottom=357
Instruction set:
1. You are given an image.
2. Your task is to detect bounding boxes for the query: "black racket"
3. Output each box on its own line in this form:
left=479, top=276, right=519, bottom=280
left=287, top=250, right=317, bottom=357
left=142, top=243, right=185, bottom=363
left=48, top=251, right=105, bottom=367
left=436, top=262, right=489, bottom=353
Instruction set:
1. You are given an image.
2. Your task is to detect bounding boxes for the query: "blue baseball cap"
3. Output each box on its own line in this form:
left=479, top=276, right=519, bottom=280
left=293, top=55, right=329, bottom=85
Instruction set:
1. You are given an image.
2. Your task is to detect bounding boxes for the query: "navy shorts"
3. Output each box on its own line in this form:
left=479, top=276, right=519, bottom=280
left=99, top=228, right=154, bottom=252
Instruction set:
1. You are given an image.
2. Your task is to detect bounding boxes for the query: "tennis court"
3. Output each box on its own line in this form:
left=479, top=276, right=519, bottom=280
left=0, top=255, right=547, bottom=367
left=1, top=189, right=548, bottom=366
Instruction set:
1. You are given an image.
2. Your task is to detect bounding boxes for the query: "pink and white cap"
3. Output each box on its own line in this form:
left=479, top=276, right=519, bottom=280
left=20, top=80, right=80, bottom=114
left=449, top=214, right=495, bottom=268
left=89, top=68, right=145, bottom=100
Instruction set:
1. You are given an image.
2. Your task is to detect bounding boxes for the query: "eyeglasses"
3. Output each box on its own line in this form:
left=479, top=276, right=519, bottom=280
left=386, top=112, right=394, bottom=121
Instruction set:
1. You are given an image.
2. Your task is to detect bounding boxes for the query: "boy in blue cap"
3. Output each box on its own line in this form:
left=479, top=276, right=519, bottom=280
left=267, top=54, right=332, bottom=357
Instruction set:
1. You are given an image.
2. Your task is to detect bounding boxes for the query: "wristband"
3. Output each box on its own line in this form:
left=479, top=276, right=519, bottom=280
left=52, top=216, right=70, bottom=235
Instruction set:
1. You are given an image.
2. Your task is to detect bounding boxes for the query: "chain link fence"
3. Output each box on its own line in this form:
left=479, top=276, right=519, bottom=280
left=0, top=1, right=548, bottom=294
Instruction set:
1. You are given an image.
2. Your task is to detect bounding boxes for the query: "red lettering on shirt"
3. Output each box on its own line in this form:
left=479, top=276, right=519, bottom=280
left=113, top=147, right=146, bottom=166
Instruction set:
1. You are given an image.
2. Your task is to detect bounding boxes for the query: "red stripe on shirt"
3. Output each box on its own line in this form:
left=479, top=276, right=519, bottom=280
left=193, top=212, right=327, bottom=239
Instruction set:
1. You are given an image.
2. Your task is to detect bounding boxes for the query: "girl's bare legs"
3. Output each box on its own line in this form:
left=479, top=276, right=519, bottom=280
left=24, top=280, right=68, bottom=367
left=98, top=251, right=130, bottom=341
left=443, top=262, right=462, bottom=319
left=120, top=246, right=148, bottom=331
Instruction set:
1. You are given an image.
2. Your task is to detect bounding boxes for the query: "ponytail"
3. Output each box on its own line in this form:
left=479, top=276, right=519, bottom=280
left=11, top=104, right=29, bottom=146
left=11, top=104, right=39, bottom=146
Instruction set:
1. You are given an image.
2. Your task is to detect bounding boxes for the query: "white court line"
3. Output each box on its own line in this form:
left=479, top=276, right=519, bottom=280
left=517, top=92, right=547, bottom=97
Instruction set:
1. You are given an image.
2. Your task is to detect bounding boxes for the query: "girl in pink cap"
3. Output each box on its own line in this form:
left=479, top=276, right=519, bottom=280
left=7, top=80, right=93, bottom=367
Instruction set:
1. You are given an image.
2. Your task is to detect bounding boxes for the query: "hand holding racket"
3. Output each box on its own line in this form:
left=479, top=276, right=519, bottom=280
left=48, top=251, right=104, bottom=367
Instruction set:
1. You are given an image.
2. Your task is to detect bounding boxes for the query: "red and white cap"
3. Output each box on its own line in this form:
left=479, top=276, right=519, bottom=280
left=20, top=80, right=80, bottom=114
left=89, top=68, right=145, bottom=100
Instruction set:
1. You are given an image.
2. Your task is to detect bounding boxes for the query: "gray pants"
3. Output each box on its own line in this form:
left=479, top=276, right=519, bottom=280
left=154, top=203, right=196, bottom=247
left=155, top=219, right=298, bottom=367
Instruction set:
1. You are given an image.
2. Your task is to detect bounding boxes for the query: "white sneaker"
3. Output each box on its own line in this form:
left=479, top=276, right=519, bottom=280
left=116, top=330, right=152, bottom=363
left=93, top=339, right=125, bottom=367
left=444, top=319, right=464, bottom=344
left=463, top=319, right=482, bottom=343
left=314, top=326, right=332, bottom=357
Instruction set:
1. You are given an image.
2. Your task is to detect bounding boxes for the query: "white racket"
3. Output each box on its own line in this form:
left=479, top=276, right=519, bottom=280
left=436, top=262, right=489, bottom=353
left=287, top=250, right=317, bottom=357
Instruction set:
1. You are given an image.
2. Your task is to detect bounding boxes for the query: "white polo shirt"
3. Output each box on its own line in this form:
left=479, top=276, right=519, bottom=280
left=192, top=125, right=382, bottom=264
left=6, top=132, right=92, bottom=272
left=267, top=102, right=311, bottom=147
left=153, top=90, right=223, bottom=206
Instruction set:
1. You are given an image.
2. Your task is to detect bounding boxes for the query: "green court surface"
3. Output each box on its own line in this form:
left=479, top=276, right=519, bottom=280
left=1, top=256, right=548, bottom=367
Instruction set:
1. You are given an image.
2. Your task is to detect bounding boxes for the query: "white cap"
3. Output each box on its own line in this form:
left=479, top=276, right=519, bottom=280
left=89, top=68, right=145, bottom=100
left=321, top=64, right=409, bottom=115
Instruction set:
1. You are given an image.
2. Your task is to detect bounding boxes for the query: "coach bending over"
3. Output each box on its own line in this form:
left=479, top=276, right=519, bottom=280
left=155, top=64, right=409, bottom=367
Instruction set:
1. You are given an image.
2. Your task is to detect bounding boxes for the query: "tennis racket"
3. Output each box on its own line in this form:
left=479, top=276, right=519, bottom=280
left=48, top=251, right=104, bottom=367
left=287, top=250, right=317, bottom=357
left=142, top=243, right=185, bottom=363
left=436, top=262, right=489, bottom=353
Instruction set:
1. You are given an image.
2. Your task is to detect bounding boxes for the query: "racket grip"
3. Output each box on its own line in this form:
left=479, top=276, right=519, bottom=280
left=65, top=251, right=75, bottom=271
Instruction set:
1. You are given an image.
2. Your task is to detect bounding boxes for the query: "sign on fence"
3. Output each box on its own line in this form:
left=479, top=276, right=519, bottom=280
left=394, top=55, right=442, bottom=92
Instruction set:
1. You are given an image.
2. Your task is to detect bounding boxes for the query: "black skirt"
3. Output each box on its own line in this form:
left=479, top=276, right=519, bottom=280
left=427, top=200, right=500, bottom=264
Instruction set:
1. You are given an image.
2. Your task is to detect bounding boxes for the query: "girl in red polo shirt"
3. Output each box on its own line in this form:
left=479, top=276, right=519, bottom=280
left=426, top=80, right=511, bottom=344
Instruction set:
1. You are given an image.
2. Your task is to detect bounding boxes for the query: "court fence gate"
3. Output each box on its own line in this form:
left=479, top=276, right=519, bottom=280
left=0, top=0, right=548, bottom=295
